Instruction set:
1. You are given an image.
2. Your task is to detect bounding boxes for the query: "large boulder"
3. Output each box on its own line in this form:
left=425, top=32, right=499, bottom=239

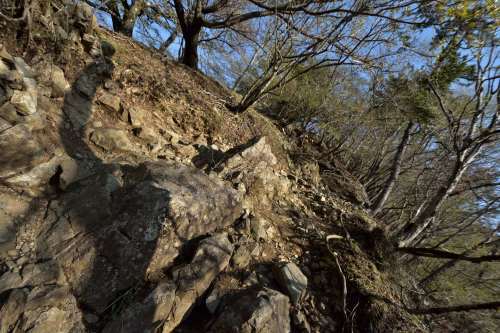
left=210, top=287, right=291, bottom=333
left=273, top=262, right=308, bottom=306
left=22, top=161, right=242, bottom=314
left=89, top=127, right=134, bottom=152
left=0, top=286, right=86, bottom=333
left=0, top=124, right=48, bottom=179
left=34, top=63, right=70, bottom=98
left=216, top=137, right=290, bottom=210
left=103, top=233, right=233, bottom=333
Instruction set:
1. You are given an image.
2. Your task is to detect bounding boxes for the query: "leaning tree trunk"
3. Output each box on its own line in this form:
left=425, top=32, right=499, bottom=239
left=410, top=301, right=500, bottom=315
left=397, top=145, right=483, bottom=247
left=232, top=70, right=277, bottom=112
left=371, top=121, right=414, bottom=215
left=419, top=233, right=495, bottom=287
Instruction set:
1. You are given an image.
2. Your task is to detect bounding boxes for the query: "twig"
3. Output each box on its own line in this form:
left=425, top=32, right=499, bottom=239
left=326, top=236, right=348, bottom=327
left=333, top=251, right=348, bottom=325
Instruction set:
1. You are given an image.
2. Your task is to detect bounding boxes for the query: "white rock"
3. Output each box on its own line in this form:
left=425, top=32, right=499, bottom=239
left=10, top=89, right=37, bottom=115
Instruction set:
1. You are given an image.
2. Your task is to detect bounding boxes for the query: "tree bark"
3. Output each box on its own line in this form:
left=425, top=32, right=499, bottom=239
left=181, top=25, right=202, bottom=68
left=118, top=0, right=145, bottom=37
left=371, top=121, right=414, bottom=215
left=397, top=247, right=500, bottom=263
left=173, top=0, right=202, bottom=69
left=410, top=301, right=500, bottom=315
left=397, top=146, right=483, bottom=247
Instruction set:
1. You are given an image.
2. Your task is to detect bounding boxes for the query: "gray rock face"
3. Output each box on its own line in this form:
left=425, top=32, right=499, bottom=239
left=2, top=153, right=77, bottom=189
left=0, top=124, right=47, bottom=179
left=9, top=83, right=37, bottom=115
left=90, top=127, right=133, bottom=152
left=210, top=287, right=291, bottom=333
left=97, top=91, right=121, bottom=112
left=36, top=63, right=70, bottom=97
left=250, top=215, right=276, bottom=241
left=15, top=161, right=242, bottom=315
left=0, top=286, right=86, bottom=333
left=127, top=107, right=145, bottom=127
left=104, top=233, right=233, bottom=333
left=0, top=191, right=30, bottom=254
left=13, top=57, right=36, bottom=79
left=216, top=137, right=290, bottom=210
left=274, top=262, right=308, bottom=305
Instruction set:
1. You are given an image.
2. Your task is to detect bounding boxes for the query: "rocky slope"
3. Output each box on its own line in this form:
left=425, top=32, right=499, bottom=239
left=0, top=3, right=425, bottom=333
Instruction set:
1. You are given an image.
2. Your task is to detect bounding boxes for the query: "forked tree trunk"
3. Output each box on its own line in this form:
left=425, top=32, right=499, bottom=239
left=109, top=0, right=145, bottom=37
left=397, top=146, right=483, bottom=247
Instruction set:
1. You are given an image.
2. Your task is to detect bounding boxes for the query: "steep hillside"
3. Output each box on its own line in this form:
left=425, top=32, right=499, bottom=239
left=0, top=4, right=425, bottom=333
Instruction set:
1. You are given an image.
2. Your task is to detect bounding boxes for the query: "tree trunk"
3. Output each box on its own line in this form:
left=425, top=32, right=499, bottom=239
left=110, top=15, right=122, bottom=34
left=397, top=146, right=482, bottom=247
left=108, top=0, right=144, bottom=37
left=371, top=121, right=414, bottom=215
left=232, top=70, right=276, bottom=112
left=410, top=301, right=500, bottom=315
left=159, top=31, right=178, bottom=54
left=397, top=247, right=500, bottom=263
left=182, top=30, right=200, bottom=69
left=419, top=252, right=468, bottom=287
left=119, top=16, right=136, bottom=37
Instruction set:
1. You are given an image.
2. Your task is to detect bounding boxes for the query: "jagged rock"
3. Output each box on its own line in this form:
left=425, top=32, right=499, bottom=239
left=3, top=285, right=87, bottom=333
left=0, top=261, right=63, bottom=294
left=210, top=287, right=291, bottom=333
left=104, top=233, right=233, bottom=333
left=0, top=44, right=13, bottom=62
left=219, top=137, right=278, bottom=175
left=232, top=244, right=252, bottom=269
left=0, top=102, right=20, bottom=124
left=13, top=57, right=36, bottom=79
left=206, top=287, right=224, bottom=314
left=293, top=310, right=312, bottom=333
left=0, top=124, right=47, bottom=179
left=127, top=107, right=145, bottom=127
left=217, top=137, right=290, bottom=210
left=274, top=262, right=308, bottom=305
left=58, top=157, right=81, bottom=190
left=134, top=126, right=157, bottom=144
left=0, top=82, right=8, bottom=105
left=0, top=191, right=30, bottom=254
left=97, top=91, right=121, bottom=112
left=0, top=59, right=10, bottom=77
left=81, top=34, right=101, bottom=57
left=20, top=161, right=242, bottom=314
left=0, top=117, right=10, bottom=131
left=250, top=216, right=275, bottom=241
left=10, top=87, right=37, bottom=115
left=73, top=60, right=113, bottom=98
left=22, top=111, right=46, bottom=131
left=63, top=91, right=93, bottom=129
left=90, top=128, right=133, bottom=152
left=3, top=153, right=70, bottom=189
left=37, top=64, right=70, bottom=97
left=0, top=288, right=28, bottom=333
